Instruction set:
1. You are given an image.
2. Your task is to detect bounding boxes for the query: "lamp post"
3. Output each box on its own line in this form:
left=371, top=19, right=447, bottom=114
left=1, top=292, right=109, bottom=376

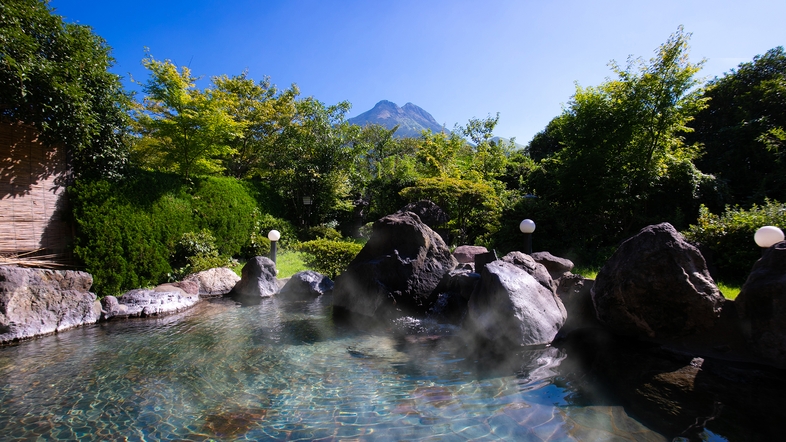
left=268, top=230, right=281, bottom=265
left=519, top=219, right=536, bottom=255
left=754, top=225, right=784, bottom=255
left=302, top=196, right=312, bottom=227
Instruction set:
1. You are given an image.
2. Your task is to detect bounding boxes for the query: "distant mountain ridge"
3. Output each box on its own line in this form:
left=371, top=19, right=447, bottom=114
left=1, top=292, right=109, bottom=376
left=348, top=100, right=448, bottom=138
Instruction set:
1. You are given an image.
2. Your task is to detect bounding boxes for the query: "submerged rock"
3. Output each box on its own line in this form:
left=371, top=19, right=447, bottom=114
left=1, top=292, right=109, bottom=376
left=466, top=260, right=567, bottom=347
left=429, top=268, right=480, bottom=324
left=333, top=211, right=457, bottom=320
left=0, top=265, right=101, bottom=343
left=591, top=223, right=724, bottom=339
left=556, top=274, right=599, bottom=334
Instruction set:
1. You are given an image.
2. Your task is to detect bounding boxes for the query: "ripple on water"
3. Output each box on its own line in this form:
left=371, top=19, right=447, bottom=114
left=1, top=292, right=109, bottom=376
left=0, top=297, right=670, bottom=441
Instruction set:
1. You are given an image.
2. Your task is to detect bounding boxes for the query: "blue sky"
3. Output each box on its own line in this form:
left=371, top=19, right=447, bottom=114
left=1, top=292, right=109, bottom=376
left=50, top=0, right=786, bottom=144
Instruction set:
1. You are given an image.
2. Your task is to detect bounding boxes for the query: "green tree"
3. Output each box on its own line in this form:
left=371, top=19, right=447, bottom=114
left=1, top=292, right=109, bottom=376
left=457, top=114, right=511, bottom=184
left=400, top=177, right=501, bottom=245
left=415, top=130, right=467, bottom=178
left=458, top=113, right=515, bottom=182
left=134, top=54, right=243, bottom=179
left=0, top=0, right=131, bottom=179
left=349, top=124, right=420, bottom=222
left=265, top=98, right=359, bottom=227
left=525, top=27, right=714, bottom=260
left=690, top=46, right=786, bottom=205
left=212, top=72, right=299, bottom=178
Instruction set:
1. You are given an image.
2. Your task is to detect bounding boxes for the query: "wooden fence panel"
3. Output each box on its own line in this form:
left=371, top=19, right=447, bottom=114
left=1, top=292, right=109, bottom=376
left=0, top=121, right=73, bottom=263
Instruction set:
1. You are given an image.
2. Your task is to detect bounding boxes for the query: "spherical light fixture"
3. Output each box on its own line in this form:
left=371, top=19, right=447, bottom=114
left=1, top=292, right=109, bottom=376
left=519, top=219, right=536, bottom=254
left=754, top=226, right=784, bottom=248
left=267, top=230, right=281, bottom=267
left=519, top=219, right=536, bottom=234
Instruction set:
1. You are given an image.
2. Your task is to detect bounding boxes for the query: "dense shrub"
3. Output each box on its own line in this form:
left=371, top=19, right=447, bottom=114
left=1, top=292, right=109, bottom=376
left=191, top=176, right=258, bottom=256
left=255, top=213, right=298, bottom=249
left=172, top=229, right=218, bottom=268
left=298, top=239, right=363, bottom=278
left=307, top=225, right=343, bottom=241
left=683, top=200, right=786, bottom=283
left=170, top=229, right=232, bottom=277
left=70, top=178, right=193, bottom=296
left=70, top=172, right=264, bottom=296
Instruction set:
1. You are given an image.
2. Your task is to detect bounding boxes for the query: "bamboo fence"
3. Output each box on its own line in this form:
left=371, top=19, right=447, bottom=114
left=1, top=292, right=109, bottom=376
left=0, top=121, right=74, bottom=267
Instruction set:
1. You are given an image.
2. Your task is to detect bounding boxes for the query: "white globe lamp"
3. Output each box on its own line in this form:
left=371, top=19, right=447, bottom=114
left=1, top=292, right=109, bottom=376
left=519, top=219, right=536, bottom=254
left=754, top=226, right=784, bottom=249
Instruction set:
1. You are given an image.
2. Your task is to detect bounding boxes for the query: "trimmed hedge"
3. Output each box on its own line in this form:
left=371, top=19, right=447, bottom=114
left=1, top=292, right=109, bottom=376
left=191, top=176, right=259, bottom=257
left=70, top=178, right=190, bottom=296
left=70, top=172, right=266, bottom=296
left=683, top=200, right=786, bottom=283
left=298, top=239, right=363, bottom=279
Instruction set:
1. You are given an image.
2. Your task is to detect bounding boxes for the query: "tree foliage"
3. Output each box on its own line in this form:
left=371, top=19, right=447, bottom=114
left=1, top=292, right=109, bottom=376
left=0, top=0, right=131, bottom=179
left=400, top=177, right=500, bottom=245
left=690, top=46, right=786, bottom=205
left=522, top=27, right=715, bottom=260
left=684, top=200, right=786, bottom=283
left=264, top=98, right=359, bottom=226
left=213, top=72, right=299, bottom=178
left=134, top=54, right=243, bottom=179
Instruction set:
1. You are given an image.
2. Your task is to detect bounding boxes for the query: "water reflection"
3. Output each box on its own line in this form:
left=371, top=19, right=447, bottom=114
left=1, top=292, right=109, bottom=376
left=0, top=297, right=671, bottom=441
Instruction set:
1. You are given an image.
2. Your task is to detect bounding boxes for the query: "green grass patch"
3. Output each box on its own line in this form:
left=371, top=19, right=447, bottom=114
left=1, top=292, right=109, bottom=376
left=716, top=281, right=741, bottom=300
left=230, top=250, right=310, bottom=279
left=276, top=250, right=309, bottom=278
left=572, top=266, right=601, bottom=280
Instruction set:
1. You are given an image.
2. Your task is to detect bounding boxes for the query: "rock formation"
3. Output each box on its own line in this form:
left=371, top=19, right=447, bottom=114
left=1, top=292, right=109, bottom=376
left=231, top=257, right=279, bottom=303
left=102, top=285, right=200, bottom=319
left=333, top=211, right=457, bottom=320
left=278, top=270, right=334, bottom=301
left=0, top=266, right=101, bottom=343
left=466, top=260, right=567, bottom=347
left=736, top=240, right=786, bottom=367
left=591, top=223, right=724, bottom=339
left=184, top=267, right=241, bottom=297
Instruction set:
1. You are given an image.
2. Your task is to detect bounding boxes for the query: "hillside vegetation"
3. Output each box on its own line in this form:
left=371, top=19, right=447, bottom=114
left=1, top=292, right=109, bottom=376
left=4, top=3, right=786, bottom=294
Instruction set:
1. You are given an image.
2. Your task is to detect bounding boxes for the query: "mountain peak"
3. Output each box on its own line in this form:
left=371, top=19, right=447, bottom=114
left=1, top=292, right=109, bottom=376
left=349, top=100, right=448, bottom=138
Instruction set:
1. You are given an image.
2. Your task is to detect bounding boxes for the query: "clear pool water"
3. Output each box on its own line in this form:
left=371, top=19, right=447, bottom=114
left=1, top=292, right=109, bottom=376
left=0, top=296, right=673, bottom=441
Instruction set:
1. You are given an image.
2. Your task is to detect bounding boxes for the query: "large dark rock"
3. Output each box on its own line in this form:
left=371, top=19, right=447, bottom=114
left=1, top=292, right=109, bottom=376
left=466, top=260, right=567, bottom=347
left=333, top=211, right=458, bottom=320
left=452, top=245, right=488, bottom=265
left=429, top=268, right=481, bottom=323
left=556, top=274, right=600, bottom=334
left=531, top=251, right=574, bottom=280
left=398, top=200, right=449, bottom=229
left=184, top=267, right=241, bottom=298
left=736, top=241, right=786, bottom=367
left=231, top=257, right=278, bottom=303
left=500, top=251, right=556, bottom=294
left=592, top=223, right=724, bottom=339
left=278, top=271, right=333, bottom=301
left=0, top=266, right=101, bottom=343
